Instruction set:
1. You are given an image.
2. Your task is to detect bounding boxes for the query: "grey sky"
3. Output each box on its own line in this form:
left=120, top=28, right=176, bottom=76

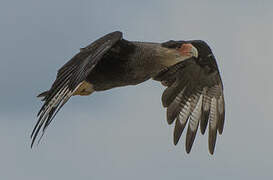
left=1, top=0, right=273, bottom=179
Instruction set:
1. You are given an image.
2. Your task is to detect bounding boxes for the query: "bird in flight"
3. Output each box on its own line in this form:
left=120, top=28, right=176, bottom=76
left=32, top=31, right=225, bottom=154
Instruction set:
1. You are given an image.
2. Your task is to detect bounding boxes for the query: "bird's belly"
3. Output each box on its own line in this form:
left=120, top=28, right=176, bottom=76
left=86, top=67, right=151, bottom=91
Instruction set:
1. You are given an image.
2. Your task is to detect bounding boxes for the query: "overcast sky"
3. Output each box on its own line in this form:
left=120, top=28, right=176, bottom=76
left=1, top=0, right=273, bottom=179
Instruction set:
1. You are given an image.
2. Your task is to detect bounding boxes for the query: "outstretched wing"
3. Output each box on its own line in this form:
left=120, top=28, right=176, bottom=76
left=31, top=31, right=123, bottom=147
left=154, top=55, right=225, bottom=154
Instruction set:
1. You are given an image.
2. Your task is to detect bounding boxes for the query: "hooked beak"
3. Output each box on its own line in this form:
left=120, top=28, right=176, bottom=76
left=179, top=43, right=198, bottom=58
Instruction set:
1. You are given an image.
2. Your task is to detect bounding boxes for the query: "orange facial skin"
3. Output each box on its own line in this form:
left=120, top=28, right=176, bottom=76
left=179, top=43, right=194, bottom=57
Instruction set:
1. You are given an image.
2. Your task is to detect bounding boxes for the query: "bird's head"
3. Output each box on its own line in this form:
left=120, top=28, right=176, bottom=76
left=179, top=40, right=214, bottom=60
left=177, top=40, right=217, bottom=68
left=161, top=40, right=215, bottom=65
left=162, top=40, right=199, bottom=59
left=177, top=42, right=198, bottom=59
left=187, top=40, right=219, bottom=69
left=187, top=40, right=213, bottom=59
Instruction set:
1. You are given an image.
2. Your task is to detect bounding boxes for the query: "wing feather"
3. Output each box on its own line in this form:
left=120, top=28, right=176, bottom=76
left=200, top=87, right=211, bottom=134
left=208, top=97, right=218, bottom=154
left=173, top=99, right=191, bottom=145
left=173, top=90, right=201, bottom=145
left=186, top=94, right=203, bottom=153
left=157, top=50, right=225, bottom=154
left=32, top=31, right=122, bottom=147
left=166, top=86, right=187, bottom=124
left=217, top=95, right=225, bottom=134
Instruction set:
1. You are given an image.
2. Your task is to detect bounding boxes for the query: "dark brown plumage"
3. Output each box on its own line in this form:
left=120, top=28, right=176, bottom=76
left=32, top=31, right=225, bottom=154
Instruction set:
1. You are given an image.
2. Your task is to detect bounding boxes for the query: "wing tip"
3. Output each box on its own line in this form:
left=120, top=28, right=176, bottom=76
left=208, top=130, right=217, bottom=155
left=37, top=91, right=49, bottom=98
left=185, top=126, right=199, bottom=154
left=209, top=149, right=215, bottom=155
left=185, top=131, right=194, bottom=154
left=173, top=119, right=183, bottom=145
left=218, top=126, right=224, bottom=135
left=217, top=113, right=225, bottom=135
left=209, top=145, right=215, bottom=155
left=200, top=128, right=206, bottom=135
